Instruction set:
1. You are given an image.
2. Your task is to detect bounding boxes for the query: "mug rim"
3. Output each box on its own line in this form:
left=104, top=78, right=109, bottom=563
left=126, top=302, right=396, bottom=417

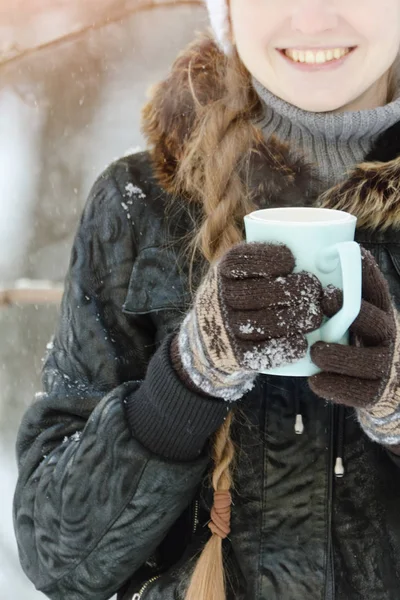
left=246, top=207, right=356, bottom=225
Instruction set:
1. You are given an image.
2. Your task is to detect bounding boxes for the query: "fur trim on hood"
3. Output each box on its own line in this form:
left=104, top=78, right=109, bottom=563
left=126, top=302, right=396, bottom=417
left=141, top=31, right=400, bottom=231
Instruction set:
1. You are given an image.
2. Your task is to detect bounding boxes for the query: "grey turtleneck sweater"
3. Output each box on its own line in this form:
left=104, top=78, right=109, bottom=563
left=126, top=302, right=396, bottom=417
left=251, top=74, right=400, bottom=197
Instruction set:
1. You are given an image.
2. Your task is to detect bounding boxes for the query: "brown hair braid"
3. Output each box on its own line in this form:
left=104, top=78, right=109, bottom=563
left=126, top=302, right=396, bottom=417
left=168, top=43, right=262, bottom=600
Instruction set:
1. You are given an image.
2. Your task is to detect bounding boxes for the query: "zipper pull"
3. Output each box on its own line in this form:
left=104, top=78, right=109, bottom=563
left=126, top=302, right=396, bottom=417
left=294, top=395, right=304, bottom=434
left=295, top=414, right=304, bottom=435
left=334, top=456, right=345, bottom=478
left=335, top=405, right=346, bottom=478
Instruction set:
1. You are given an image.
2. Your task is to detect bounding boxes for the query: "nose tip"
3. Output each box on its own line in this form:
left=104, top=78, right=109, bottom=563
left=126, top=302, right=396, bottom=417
left=291, top=8, right=338, bottom=35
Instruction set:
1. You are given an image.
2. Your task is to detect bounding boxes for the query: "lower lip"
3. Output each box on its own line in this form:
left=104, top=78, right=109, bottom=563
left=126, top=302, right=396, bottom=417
left=278, top=48, right=356, bottom=72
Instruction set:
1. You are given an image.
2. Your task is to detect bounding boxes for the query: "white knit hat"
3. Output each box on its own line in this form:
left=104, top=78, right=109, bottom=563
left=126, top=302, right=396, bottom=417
left=204, top=0, right=233, bottom=55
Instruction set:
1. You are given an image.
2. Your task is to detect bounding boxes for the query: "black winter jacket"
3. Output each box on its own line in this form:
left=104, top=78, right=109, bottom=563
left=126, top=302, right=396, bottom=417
left=13, top=34, right=400, bottom=600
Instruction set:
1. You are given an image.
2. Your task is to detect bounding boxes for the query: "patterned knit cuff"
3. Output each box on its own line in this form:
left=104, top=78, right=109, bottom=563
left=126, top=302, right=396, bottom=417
left=178, top=311, right=256, bottom=402
left=356, top=309, right=400, bottom=446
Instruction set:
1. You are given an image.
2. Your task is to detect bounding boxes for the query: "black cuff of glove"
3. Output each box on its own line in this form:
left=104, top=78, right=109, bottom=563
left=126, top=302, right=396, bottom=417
left=124, top=333, right=230, bottom=461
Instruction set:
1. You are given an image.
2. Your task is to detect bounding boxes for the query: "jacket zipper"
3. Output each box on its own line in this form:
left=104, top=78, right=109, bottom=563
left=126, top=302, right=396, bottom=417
left=192, top=498, right=199, bottom=534
left=132, top=574, right=162, bottom=600
left=132, top=498, right=200, bottom=599
left=325, top=403, right=335, bottom=600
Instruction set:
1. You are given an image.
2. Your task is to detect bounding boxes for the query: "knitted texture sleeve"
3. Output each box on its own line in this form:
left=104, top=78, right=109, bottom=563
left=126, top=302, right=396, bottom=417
left=124, top=332, right=231, bottom=461
left=356, top=311, right=400, bottom=446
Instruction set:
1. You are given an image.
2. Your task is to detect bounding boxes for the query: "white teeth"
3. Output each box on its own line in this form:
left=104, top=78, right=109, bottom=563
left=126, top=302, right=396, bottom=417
left=305, top=50, right=315, bottom=63
left=284, top=47, right=350, bottom=64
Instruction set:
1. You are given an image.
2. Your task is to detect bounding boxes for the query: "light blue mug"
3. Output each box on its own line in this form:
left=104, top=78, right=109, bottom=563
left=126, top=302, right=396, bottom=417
left=243, top=207, right=362, bottom=376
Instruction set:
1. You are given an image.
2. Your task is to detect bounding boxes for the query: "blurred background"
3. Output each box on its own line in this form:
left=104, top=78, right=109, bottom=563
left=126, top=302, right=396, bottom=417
left=0, top=1, right=207, bottom=596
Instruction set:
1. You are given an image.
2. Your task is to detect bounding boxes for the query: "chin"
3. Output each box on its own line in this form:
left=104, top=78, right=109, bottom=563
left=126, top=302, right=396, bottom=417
left=286, top=94, right=353, bottom=113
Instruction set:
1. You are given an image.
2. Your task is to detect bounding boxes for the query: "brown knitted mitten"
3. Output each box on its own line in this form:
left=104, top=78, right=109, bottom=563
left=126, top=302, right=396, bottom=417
left=308, top=248, right=400, bottom=446
left=172, top=242, right=324, bottom=401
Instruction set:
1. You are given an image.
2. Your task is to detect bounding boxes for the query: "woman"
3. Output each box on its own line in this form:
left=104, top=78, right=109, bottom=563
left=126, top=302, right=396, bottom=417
left=13, top=1, right=400, bottom=599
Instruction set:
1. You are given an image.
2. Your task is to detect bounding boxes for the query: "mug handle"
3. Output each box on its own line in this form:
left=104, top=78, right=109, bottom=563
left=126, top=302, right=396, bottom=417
left=316, top=241, right=362, bottom=343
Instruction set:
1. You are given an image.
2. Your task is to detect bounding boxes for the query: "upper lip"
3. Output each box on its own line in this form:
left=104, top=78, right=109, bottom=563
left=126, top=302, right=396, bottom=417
left=278, top=46, right=356, bottom=50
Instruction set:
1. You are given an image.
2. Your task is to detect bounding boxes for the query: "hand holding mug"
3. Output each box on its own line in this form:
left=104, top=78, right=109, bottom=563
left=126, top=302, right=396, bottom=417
left=244, top=207, right=362, bottom=376
left=173, top=241, right=325, bottom=401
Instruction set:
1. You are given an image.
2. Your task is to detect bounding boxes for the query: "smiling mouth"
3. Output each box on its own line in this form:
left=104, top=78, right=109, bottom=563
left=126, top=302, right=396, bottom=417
left=280, top=47, right=356, bottom=65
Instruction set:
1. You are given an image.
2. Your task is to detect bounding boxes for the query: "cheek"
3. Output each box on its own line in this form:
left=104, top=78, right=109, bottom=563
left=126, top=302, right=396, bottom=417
left=230, top=0, right=283, bottom=49
left=365, top=27, right=400, bottom=71
left=351, top=1, right=400, bottom=46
